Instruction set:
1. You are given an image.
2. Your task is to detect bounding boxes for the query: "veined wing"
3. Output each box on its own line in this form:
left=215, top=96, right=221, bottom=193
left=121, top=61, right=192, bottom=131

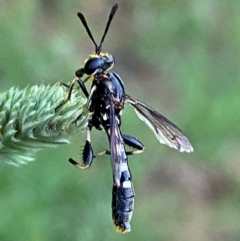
left=109, top=94, right=134, bottom=234
left=125, top=94, right=193, bottom=153
left=109, top=96, right=127, bottom=186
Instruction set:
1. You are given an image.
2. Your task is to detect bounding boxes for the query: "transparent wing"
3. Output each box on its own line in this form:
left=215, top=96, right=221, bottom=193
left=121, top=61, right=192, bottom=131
left=109, top=96, right=126, bottom=186
left=125, top=94, right=193, bottom=153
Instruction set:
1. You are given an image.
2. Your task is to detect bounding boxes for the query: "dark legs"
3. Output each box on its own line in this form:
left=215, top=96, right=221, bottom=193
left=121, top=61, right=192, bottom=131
left=55, top=77, right=89, bottom=112
left=94, top=134, right=145, bottom=157
left=69, top=134, right=144, bottom=170
left=55, top=76, right=95, bottom=169
left=56, top=77, right=144, bottom=170
left=69, top=127, right=94, bottom=169
left=122, top=134, right=145, bottom=155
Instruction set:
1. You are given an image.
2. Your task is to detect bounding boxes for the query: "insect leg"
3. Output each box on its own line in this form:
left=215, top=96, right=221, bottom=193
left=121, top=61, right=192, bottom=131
left=55, top=78, right=78, bottom=112
left=69, top=127, right=94, bottom=169
left=94, top=135, right=144, bottom=157
left=122, top=135, right=145, bottom=155
left=55, top=75, right=91, bottom=112
left=76, top=78, right=89, bottom=98
left=58, top=82, right=71, bottom=88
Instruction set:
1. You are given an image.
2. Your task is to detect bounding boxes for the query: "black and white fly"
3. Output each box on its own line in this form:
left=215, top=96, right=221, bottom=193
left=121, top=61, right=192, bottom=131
left=58, top=3, right=193, bottom=233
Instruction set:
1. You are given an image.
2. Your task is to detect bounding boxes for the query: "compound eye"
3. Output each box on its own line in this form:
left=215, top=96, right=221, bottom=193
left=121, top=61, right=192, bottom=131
left=84, top=58, right=102, bottom=75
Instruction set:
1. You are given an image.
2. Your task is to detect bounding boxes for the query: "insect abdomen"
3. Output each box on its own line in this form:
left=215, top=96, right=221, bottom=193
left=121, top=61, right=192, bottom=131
left=112, top=177, right=134, bottom=233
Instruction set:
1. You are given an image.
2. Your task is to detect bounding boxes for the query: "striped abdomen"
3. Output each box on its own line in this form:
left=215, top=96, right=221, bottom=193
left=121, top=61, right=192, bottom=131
left=112, top=167, right=134, bottom=233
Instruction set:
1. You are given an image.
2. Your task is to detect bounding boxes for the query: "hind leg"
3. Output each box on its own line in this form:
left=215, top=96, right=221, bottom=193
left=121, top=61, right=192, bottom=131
left=95, top=134, right=144, bottom=157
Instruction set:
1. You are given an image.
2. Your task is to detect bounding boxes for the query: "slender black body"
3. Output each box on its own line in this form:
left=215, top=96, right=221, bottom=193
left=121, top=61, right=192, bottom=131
left=59, top=3, right=193, bottom=234
left=59, top=4, right=143, bottom=233
left=88, top=71, right=135, bottom=232
left=68, top=68, right=138, bottom=233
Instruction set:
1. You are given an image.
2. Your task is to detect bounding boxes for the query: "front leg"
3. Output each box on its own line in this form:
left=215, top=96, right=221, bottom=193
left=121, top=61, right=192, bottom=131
left=55, top=75, right=90, bottom=112
left=76, top=78, right=89, bottom=98
left=55, top=78, right=81, bottom=112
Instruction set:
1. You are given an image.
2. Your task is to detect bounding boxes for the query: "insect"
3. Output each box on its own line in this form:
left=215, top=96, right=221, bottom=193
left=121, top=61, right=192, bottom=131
left=58, top=3, right=193, bottom=233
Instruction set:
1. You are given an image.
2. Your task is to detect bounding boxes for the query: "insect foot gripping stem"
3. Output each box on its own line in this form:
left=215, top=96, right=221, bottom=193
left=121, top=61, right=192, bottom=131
left=112, top=184, right=135, bottom=234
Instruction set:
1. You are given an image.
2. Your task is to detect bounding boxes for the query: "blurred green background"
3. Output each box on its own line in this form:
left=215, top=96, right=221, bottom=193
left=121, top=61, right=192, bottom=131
left=1, top=0, right=240, bottom=240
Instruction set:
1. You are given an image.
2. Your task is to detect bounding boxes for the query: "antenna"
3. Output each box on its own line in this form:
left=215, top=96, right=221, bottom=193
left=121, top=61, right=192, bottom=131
left=77, top=12, right=98, bottom=51
left=77, top=3, right=119, bottom=54
left=97, top=3, right=118, bottom=54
